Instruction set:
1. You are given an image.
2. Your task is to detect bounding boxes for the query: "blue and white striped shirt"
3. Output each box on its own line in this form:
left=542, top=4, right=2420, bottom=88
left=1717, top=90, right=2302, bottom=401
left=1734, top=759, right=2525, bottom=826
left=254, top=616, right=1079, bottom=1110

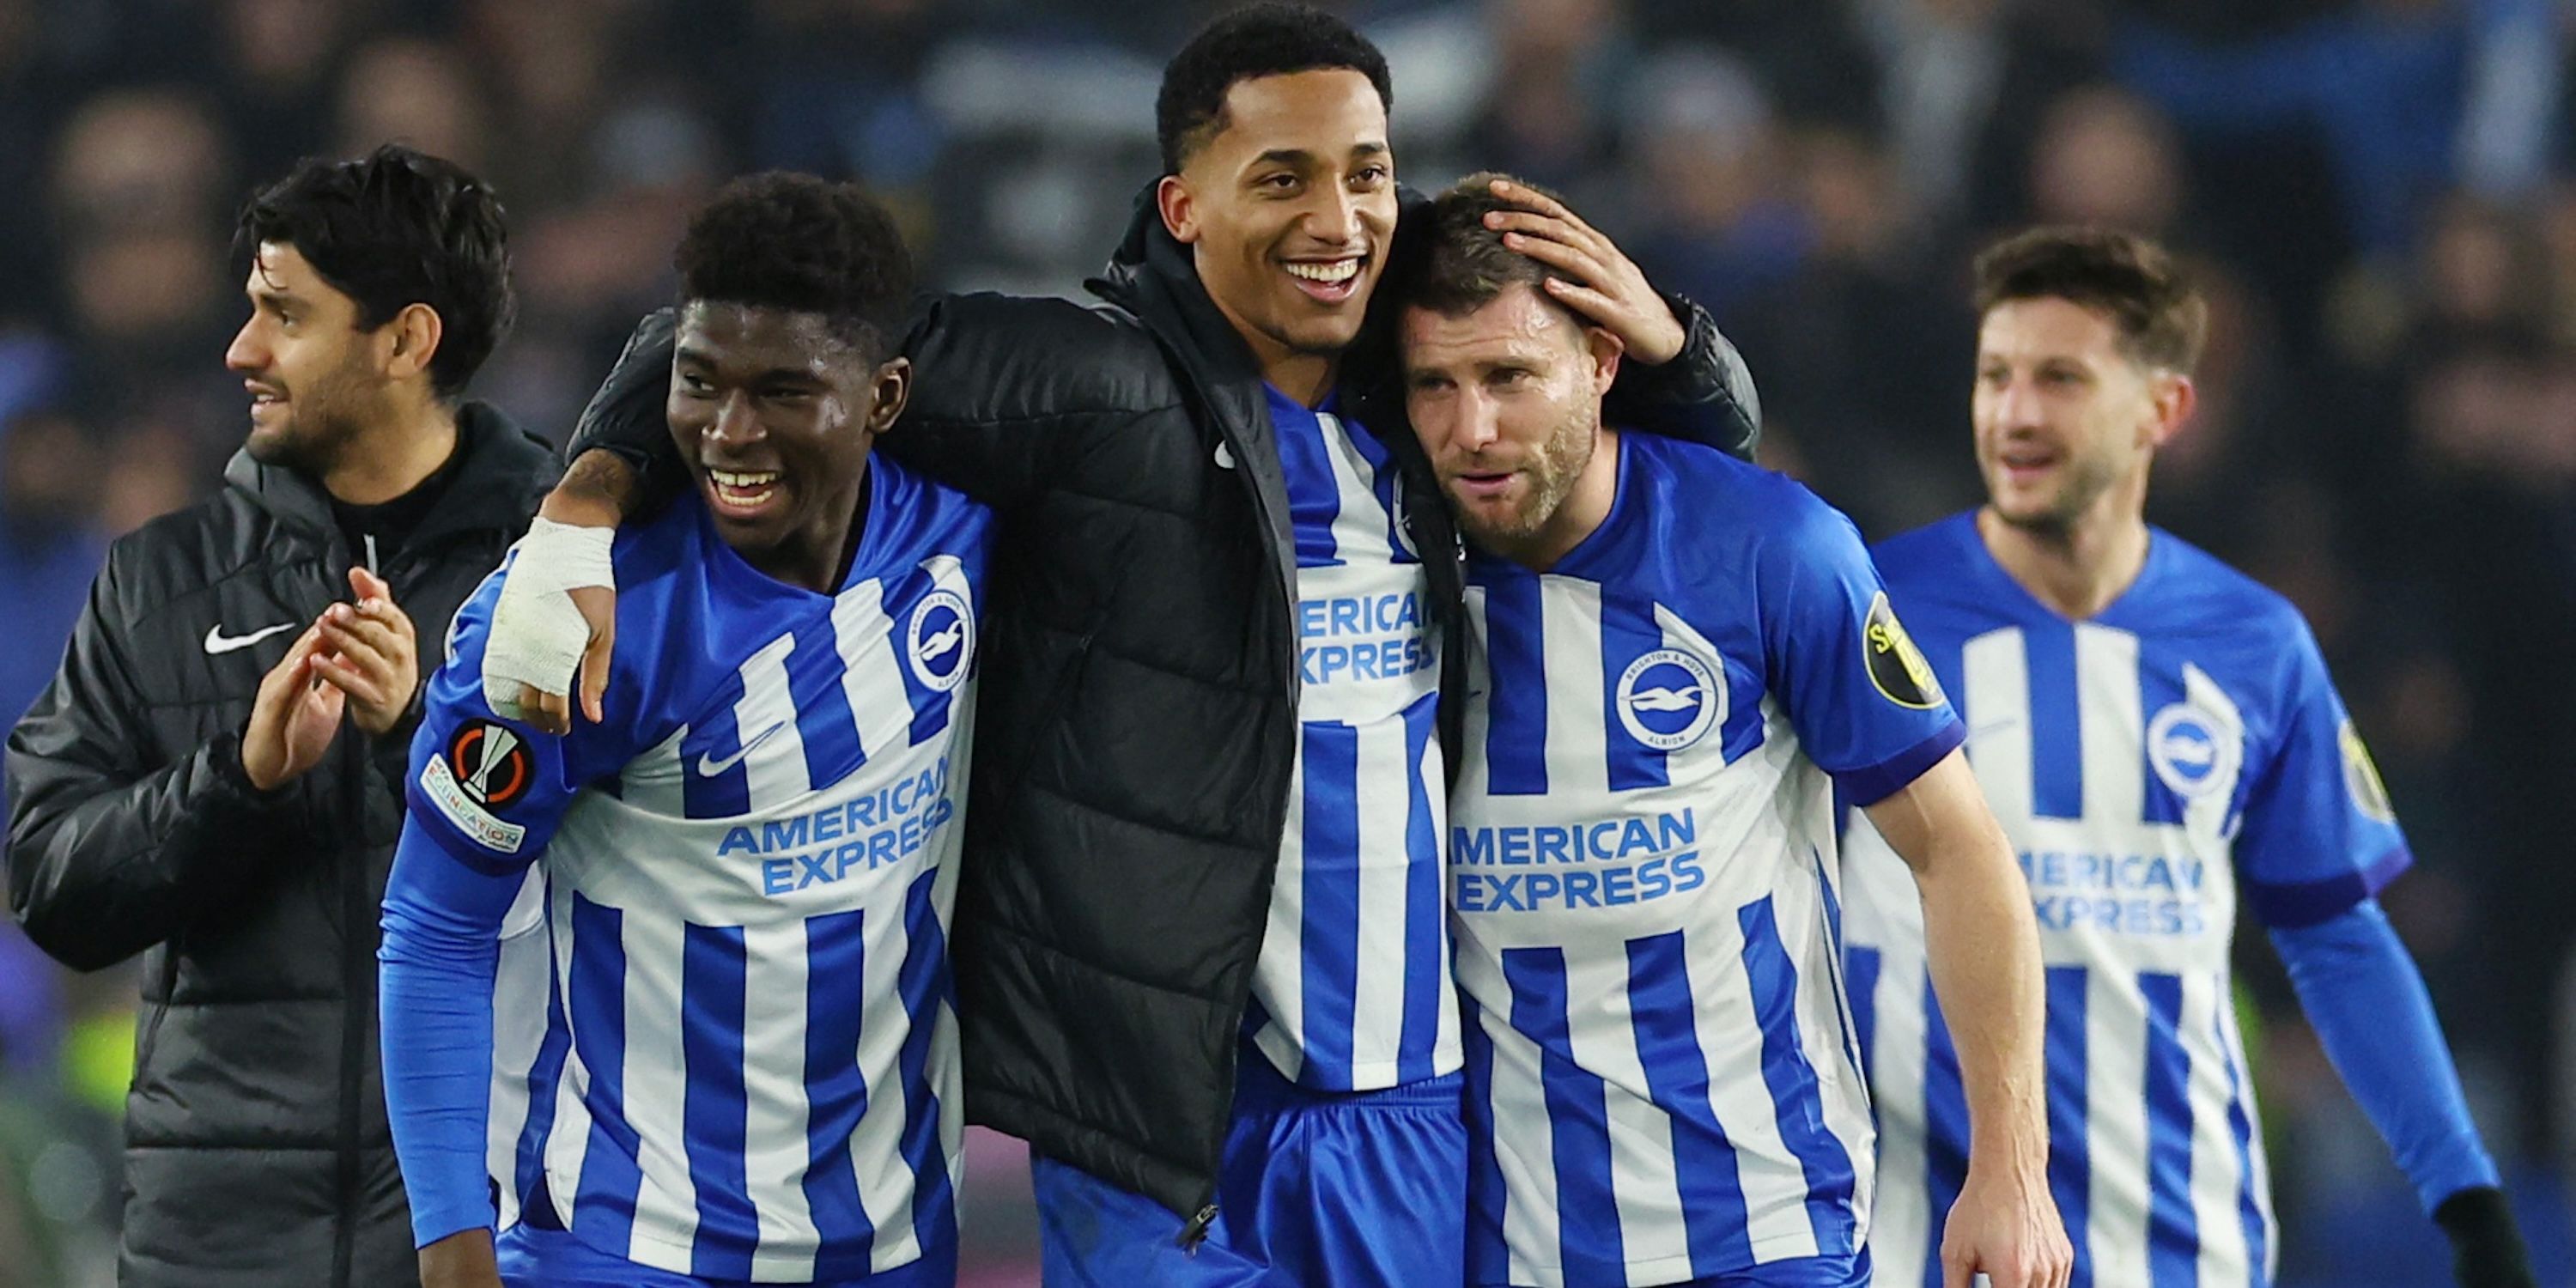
left=386, top=456, right=991, bottom=1283
left=1246, top=387, right=1458, bottom=1091
left=1452, top=434, right=1962, bottom=1287
left=1842, top=512, right=2413, bottom=1288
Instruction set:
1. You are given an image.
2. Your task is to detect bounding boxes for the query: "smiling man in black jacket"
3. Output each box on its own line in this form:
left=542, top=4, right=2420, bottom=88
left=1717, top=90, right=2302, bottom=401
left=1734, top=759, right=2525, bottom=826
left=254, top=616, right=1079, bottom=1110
left=474, top=6, right=1758, bottom=1284
left=4, top=146, right=558, bottom=1288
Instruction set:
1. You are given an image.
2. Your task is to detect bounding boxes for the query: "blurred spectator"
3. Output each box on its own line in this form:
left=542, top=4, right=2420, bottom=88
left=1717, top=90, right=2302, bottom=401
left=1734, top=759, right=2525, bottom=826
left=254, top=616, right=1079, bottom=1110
left=1619, top=45, right=1812, bottom=320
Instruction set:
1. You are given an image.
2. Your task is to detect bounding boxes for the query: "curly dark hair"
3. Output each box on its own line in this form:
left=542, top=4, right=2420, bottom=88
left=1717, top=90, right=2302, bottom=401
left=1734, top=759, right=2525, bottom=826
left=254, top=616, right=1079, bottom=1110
left=1382, top=171, right=1568, bottom=320
left=234, top=143, right=513, bottom=398
left=1972, top=226, right=2208, bottom=374
left=673, top=172, right=914, bottom=361
left=1156, top=2, right=1393, bottom=174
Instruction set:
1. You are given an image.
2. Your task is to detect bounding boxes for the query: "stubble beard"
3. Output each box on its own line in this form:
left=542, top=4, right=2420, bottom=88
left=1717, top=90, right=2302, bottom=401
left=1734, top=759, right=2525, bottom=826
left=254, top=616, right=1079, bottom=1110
left=1454, top=400, right=1600, bottom=550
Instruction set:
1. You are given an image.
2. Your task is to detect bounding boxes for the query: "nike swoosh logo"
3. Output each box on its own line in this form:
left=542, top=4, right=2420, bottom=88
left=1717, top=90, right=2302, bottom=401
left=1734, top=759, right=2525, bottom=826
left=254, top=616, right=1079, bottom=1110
left=204, top=622, right=297, bottom=654
left=1213, top=440, right=1237, bottom=471
left=696, top=721, right=786, bottom=778
left=1968, top=718, right=2024, bottom=741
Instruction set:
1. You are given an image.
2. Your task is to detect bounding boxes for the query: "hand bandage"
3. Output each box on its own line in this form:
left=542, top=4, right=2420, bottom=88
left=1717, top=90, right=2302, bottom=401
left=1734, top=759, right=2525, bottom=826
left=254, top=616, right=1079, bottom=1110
left=480, top=518, right=616, bottom=720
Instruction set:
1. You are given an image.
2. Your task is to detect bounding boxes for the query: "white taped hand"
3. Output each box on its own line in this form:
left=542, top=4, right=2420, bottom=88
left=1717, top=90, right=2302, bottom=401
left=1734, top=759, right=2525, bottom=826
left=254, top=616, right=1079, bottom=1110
left=481, top=517, right=616, bottom=722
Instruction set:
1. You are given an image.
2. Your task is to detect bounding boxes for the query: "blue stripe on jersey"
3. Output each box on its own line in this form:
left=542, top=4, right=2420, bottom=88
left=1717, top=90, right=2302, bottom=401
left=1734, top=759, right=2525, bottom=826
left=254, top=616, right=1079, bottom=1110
left=2023, top=621, right=2083, bottom=819
left=2217, top=1005, right=2267, bottom=1280
left=1464, top=1018, right=1511, bottom=1277
left=802, top=908, right=877, bottom=1267
left=1396, top=703, right=1446, bottom=1084
left=1601, top=592, right=1673, bottom=791
left=1504, top=946, right=1626, bottom=1282
left=2141, top=973, right=2199, bottom=1287
left=884, top=566, right=960, bottom=749
left=1278, top=400, right=1346, bottom=568
left=1921, top=977, right=1971, bottom=1288
left=1814, top=854, right=1864, bottom=1078
left=568, top=893, right=644, bottom=1251
left=2138, top=651, right=2189, bottom=826
left=788, top=618, right=866, bottom=793
left=680, top=924, right=756, bottom=1279
left=1738, top=897, right=1855, bottom=1256
left=1627, top=930, right=1755, bottom=1275
left=1336, top=406, right=1418, bottom=564
left=2046, top=965, right=2094, bottom=1288
left=681, top=672, right=754, bottom=820
left=1485, top=574, right=1549, bottom=795
left=1299, top=722, right=1363, bottom=1083
left=514, top=960, right=574, bottom=1221
left=894, top=868, right=957, bottom=1258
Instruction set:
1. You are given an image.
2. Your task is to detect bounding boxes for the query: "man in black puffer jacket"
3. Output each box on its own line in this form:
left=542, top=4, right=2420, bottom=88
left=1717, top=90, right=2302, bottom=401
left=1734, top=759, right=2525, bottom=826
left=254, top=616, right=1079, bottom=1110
left=5, top=147, right=557, bottom=1288
left=478, top=7, right=1759, bottom=1282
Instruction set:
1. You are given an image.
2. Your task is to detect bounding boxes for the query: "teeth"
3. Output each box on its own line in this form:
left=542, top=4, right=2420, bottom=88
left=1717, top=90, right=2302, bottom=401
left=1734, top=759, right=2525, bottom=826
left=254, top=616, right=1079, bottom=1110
left=1285, top=259, right=1360, bottom=283
left=710, top=469, right=778, bottom=488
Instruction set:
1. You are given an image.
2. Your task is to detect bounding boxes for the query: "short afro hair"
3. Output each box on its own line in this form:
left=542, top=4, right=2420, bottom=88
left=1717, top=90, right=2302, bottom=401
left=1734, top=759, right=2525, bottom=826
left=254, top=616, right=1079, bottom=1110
left=673, top=172, right=914, bottom=361
left=235, top=144, right=513, bottom=398
left=1156, top=3, right=1393, bottom=175
left=1972, top=226, right=2207, bottom=374
left=1384, top=171, right=1571, bottom=320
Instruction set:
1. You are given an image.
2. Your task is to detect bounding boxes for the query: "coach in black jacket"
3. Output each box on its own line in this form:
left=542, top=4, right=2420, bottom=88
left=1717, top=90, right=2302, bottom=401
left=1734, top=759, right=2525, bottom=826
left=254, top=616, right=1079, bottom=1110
left=4, top=149, right=555, bottom=1288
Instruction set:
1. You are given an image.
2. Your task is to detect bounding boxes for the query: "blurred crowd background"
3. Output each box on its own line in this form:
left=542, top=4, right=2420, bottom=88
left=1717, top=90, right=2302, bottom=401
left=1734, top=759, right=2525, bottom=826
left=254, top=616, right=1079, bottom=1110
left=0, top=0, right=2572, bottom=1284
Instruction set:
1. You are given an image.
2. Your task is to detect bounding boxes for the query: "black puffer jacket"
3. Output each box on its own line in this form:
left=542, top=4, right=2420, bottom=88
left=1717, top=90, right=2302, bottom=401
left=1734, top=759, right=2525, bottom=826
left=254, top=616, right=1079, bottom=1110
left=5, top=407, right=557, bottom=1288
left=568, top=190, right=1759, bottom=1224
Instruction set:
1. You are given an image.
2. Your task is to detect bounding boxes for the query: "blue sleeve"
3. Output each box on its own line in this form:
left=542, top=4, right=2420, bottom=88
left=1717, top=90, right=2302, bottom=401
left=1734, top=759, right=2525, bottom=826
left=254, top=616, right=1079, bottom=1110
left=2234, top=623, right=2412, bottom=927
left=1759, top=491, right=1965, bottom=805
left=2270, top=900, right=2499, bottom=1212
left=380, top=826, right=527, bottom=1246
left=404, top=568, right=625, bottom=868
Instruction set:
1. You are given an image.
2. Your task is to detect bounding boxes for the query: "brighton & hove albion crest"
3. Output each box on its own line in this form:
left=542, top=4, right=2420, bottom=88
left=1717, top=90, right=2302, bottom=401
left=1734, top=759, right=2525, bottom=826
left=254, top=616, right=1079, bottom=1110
left=2148, top=700, right=2239, bottom=799
left=1617, top=647, right=1722, bottom=751
left=907, top=588, right=973, bottom=692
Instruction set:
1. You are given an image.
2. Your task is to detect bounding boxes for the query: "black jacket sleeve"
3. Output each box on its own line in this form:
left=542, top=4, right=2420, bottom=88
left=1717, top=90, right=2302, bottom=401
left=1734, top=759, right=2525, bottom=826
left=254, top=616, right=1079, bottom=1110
left=1599, top=290, right=1761, bottom=461
left=5, top=556, right=301, bottom=971
left=566, top=296, right=1134, bottom=515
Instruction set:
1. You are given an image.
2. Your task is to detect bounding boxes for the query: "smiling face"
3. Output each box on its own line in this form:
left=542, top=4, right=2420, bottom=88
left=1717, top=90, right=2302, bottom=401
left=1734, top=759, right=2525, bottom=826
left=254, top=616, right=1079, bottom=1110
left=1402, top=282, right=1622, bottom=566
left=224, top=240, right=393, bottom=473
left=1157, top=69, right=1396, bottom=383
left=666, top=301, right=908, bottom=590
left=1971, top=295, right=2190, bottom=535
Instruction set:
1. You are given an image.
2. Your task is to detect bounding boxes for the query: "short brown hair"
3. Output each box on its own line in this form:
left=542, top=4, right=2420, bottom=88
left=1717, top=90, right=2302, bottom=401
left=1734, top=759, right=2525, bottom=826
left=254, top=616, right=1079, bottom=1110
left=1383, top=171, right=1565, bottom=319
left=1971, top=227, right=2207, bottom=374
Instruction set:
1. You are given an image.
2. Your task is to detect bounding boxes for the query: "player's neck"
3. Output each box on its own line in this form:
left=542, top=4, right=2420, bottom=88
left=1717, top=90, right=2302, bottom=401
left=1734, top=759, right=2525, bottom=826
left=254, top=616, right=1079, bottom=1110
left=1975, top=503, right=2150, bottom=621
left=325, top=395, right=458, bottom=507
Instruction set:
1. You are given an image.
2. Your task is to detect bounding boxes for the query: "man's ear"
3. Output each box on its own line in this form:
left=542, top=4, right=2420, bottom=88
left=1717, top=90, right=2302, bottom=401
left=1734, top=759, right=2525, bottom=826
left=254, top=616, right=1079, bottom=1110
left=867, top=355, right=912, bottom=434
left=2146, top=371, right=2196, bottom=449
left=1157, top=173, right=1201, bottom=246
left=1585, top=324, right=1625, bottom=398
left=383, top=302, right=445, bottom=384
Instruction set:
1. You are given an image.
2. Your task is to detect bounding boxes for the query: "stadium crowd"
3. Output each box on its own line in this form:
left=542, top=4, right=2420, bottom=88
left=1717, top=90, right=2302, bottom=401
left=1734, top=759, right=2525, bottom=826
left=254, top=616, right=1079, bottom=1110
left=0, top=0, right=2570, bottom=1284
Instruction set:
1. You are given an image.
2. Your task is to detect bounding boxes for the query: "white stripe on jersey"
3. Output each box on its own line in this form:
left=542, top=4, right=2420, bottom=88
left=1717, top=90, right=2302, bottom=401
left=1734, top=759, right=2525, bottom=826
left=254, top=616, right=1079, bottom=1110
left=2077, top=623, right=2144, bottom=823
left=2085, top=965, right=2153, bottom=1286
left=489, top=871, right=550, bottom=1231
left=621, top=907, right=699, bottom=1272
left=1543, top=580, right=1609, bottom=795
left=1962, top=627, right=2033, bottom=821
left=739, top=918, right=821, bottom=1279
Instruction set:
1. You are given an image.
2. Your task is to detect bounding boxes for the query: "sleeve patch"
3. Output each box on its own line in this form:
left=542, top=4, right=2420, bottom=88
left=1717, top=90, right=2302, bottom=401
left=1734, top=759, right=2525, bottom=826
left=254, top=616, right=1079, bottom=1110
left=1863, top=591, right=1944, bottom=710
left=2341, top=718, right=2397, bottom=823
left=419, top=720, right=535, bottom=854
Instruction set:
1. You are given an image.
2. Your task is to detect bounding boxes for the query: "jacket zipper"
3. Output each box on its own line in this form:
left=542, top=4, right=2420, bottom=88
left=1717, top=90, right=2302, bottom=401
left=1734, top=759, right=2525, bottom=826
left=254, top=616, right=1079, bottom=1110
left=1177, top=1202, right=1220, bottom=1251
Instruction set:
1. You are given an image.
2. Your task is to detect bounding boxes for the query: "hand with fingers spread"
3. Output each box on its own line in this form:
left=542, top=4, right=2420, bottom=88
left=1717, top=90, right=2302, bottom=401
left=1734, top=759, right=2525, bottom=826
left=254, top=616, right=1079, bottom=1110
left=315, top=566, right=422, bottom=737
left=240, top=623, right=347, bottom=792
left=1479, top=176, right=1687, bottom=365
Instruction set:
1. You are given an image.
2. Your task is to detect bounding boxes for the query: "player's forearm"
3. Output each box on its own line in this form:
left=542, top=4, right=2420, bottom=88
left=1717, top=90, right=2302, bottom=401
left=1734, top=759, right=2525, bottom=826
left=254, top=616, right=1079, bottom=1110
left=1917, top=825, right=2051, bottom=1174
left=379, top=829, right=521, bottom=1246
left=538, top=448, right=640, bottom=529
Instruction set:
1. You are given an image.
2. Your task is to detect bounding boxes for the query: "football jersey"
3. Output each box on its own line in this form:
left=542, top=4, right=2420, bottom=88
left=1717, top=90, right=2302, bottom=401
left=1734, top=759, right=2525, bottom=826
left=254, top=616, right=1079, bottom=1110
left=1841, top=512, right=2412, bottom=1288
left=1451, top=433, right=1964, bottom=1288
left=1245, top=386, right=1458, bottom=1091
left=405, top=457, right=992, bottom=1283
